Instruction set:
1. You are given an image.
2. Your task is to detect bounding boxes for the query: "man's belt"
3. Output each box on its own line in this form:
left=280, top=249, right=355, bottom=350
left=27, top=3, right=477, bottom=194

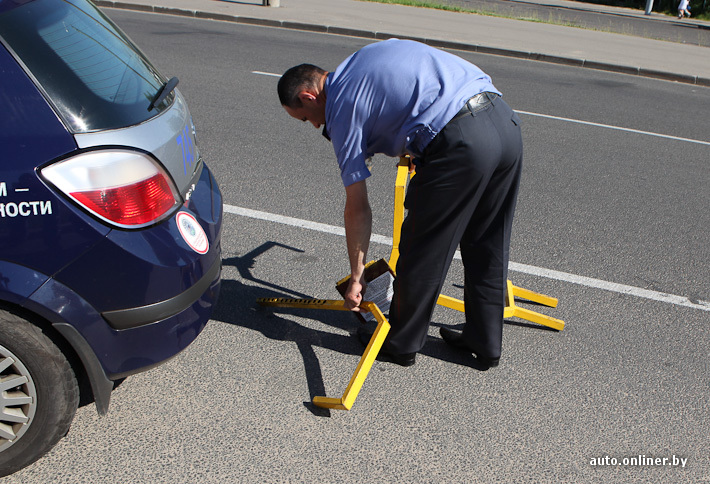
left=451, top=92, right=499, bottom=122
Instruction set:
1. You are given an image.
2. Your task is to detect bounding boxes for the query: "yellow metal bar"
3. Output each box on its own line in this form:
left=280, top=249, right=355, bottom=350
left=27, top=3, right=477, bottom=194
left=436, top=294, right=465, bottom=312
left=437, top=281, right=565, bottom=331
left=314, top=302, right=390, bottom=410
left=510, top=284, right=558, bottom=308
left=505, top=279, right=516, bottom=309
left=508, top=307, right=565, bottom=331
left=389, top=157, right=412, bottom=269
left=257, top=298, right=350, bottom=312
left=506, top=280, right=565, bottom=330
left=256, top=297, right=391, bottom=410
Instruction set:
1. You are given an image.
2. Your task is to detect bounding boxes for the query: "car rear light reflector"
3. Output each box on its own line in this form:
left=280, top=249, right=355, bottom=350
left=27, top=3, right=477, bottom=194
left=41, top=149, right=180, bottom=228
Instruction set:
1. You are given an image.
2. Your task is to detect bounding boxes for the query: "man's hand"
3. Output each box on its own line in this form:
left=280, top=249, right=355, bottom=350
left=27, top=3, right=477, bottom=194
left=405, top=155, right=416, bottom=174
left=344, top=276, right=367, bottom=311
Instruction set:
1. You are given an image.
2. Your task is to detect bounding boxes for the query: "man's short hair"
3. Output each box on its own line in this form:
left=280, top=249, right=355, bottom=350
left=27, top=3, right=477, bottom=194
left=278, top=64, right=326, bottom=108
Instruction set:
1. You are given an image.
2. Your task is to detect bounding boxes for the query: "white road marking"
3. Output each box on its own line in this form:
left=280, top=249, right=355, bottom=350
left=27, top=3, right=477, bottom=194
left=516, top=110, right=710, bottom=146
left=252, top=71, right=281, bottom=77
left=224, top=204, right=710, bottom=312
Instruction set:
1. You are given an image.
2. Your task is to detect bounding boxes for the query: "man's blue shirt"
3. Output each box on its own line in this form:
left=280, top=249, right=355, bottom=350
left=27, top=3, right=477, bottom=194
left=323, top=39, right=499, bottom=186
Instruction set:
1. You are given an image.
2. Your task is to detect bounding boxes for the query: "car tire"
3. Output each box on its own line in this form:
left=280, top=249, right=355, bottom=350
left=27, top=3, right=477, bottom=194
left=0, top=309, right=79, bottom=477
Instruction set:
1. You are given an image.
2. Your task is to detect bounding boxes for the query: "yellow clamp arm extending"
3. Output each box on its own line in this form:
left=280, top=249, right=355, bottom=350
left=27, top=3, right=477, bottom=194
left=256, top=298, right=390, bottom=410
left=389, top=157, right=413, bottom=269
left=257, top=298, right=351, bottom=312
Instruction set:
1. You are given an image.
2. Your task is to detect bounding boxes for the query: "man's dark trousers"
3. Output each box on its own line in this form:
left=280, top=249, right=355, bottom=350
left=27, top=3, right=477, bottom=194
left=387, top=96, right=523, bottom=360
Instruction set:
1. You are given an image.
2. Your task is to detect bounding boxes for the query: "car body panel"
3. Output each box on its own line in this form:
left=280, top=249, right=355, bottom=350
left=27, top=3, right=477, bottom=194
left=0, top=261, right=49, bottom=307
left=0, top=42, right=111, bottom=277
left=29, top=257, right=221, bottom=379
left=52, top=165, right=223, bottom=314
left=0, top=0, right=224, bottom=415
left=74, top=91, right=201, bottom=195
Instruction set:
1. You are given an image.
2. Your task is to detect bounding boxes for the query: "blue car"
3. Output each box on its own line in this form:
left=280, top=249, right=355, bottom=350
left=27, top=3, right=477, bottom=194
left=0, top=0, right=223, bottom=475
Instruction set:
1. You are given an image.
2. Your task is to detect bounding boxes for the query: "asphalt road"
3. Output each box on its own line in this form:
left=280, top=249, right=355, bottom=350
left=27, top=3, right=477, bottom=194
left=7, top=10, right=709, bottom=484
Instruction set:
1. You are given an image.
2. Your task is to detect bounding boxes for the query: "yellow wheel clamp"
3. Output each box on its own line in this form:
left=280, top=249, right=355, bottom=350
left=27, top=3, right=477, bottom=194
left=257, top=156, right=563, bottom=410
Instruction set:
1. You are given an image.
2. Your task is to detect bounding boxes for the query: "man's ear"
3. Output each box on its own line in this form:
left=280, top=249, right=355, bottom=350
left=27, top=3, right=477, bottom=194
left=298, top=90, right=317, bottom=104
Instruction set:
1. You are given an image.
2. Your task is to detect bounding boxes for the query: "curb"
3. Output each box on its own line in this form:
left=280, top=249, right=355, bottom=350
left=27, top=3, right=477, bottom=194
left=97, top=0, right=710, bottom=87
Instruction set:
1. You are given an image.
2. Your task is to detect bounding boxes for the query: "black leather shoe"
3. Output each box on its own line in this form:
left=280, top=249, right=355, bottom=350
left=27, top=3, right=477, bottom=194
left=440, top=327, right=500, bottom=368
left=357, top=327, right=416, bottom=367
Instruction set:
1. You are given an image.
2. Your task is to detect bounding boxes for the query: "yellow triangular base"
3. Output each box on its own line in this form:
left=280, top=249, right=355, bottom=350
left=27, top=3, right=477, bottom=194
left=391, top=157, right=564, bottom=331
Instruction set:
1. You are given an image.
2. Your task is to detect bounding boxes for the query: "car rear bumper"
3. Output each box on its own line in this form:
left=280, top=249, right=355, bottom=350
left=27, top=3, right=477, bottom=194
left=105, top=257, right=222, bottom=380
left=101, top=255, right=221, bottom=330
left=32, top=162, right=224, bottom=379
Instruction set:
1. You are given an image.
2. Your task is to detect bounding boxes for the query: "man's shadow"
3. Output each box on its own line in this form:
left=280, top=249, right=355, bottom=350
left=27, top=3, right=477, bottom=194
left=213, top=242, right=367, bottom=417
left=213, top=242, right=551, bottom=416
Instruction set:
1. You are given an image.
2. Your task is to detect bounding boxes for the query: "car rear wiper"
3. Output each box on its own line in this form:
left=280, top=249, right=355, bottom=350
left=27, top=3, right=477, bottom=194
left=148, top=76, right=179, bottom=111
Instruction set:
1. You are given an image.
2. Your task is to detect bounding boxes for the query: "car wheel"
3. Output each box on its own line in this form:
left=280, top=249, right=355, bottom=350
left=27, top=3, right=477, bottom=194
left=0, top=309, right=79, bottom=477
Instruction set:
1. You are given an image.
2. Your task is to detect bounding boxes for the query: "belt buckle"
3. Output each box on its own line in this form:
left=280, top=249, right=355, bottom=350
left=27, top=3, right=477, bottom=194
left=466, top=92, right=490, bottom=112
left=467, top=92, right=490, bottom=113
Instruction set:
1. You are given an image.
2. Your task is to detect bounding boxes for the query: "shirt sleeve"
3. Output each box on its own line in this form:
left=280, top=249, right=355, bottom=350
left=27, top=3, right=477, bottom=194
left=329, top=113, right=372, bottom=187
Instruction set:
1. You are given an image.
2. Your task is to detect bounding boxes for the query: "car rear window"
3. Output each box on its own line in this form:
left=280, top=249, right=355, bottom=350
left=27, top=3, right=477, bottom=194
left=0, top=0, right=173, bottom=133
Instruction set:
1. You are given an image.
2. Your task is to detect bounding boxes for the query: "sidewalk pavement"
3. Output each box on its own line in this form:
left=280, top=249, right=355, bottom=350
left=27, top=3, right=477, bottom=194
left=96, top=0, right=710, bottom=85
left=465, top=0, right=709, bottom=25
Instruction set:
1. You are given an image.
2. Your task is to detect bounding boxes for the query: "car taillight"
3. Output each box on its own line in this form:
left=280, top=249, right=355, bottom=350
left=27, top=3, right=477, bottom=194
left=41, top=149, right=180, bottom=228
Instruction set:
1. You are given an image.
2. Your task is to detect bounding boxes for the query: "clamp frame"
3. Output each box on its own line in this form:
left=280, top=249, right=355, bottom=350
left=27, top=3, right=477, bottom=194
left=256, top=156, right=563, bottom=410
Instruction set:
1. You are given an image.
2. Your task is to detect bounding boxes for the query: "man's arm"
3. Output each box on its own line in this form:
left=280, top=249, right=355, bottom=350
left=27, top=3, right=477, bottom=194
left=343, top=180, right=372, bottom=311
